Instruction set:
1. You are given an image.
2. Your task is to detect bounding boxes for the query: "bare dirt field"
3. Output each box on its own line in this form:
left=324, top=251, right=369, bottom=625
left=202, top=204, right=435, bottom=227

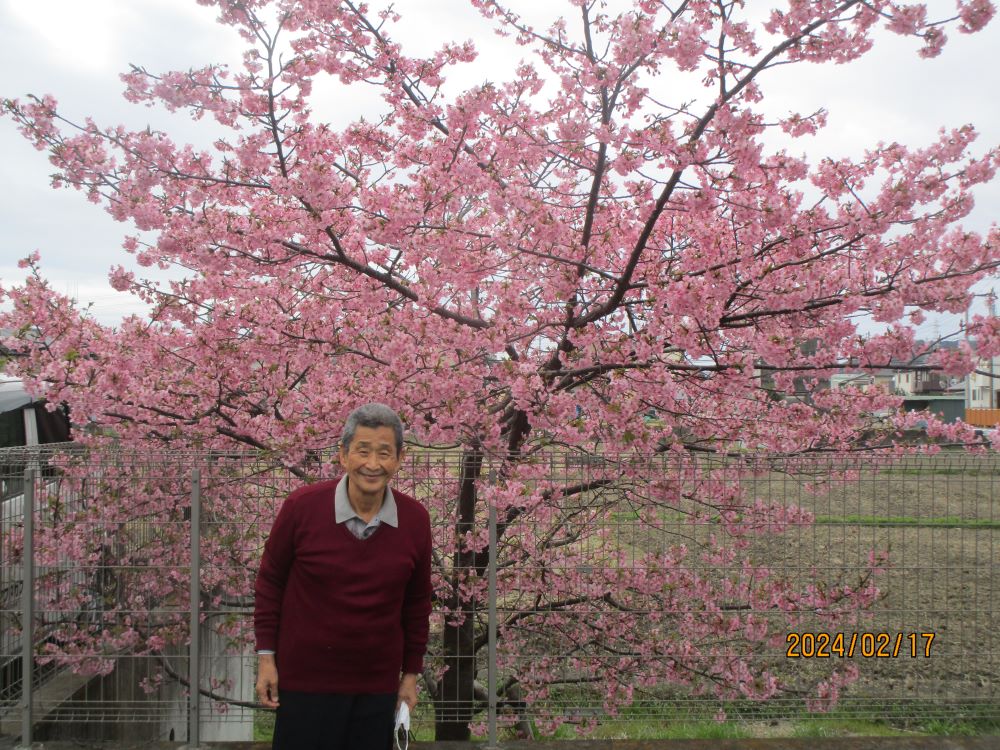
left=474, top=451, right=998, bottom=731
left=475, top=450, right=999, bottom=728
left=733, top=453, right=998, bottom=720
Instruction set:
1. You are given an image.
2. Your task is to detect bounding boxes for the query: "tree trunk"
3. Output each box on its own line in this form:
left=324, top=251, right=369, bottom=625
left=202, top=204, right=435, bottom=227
left=434, top=447, right=482, bottom=741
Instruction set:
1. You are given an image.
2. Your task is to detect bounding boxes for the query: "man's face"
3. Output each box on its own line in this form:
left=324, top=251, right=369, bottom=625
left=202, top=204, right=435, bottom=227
left=339, top=425, right=404, bottom=497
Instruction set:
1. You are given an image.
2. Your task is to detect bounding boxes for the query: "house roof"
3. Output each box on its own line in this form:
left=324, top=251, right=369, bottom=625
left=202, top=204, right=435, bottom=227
left=0, top=378, right=36, bottom=414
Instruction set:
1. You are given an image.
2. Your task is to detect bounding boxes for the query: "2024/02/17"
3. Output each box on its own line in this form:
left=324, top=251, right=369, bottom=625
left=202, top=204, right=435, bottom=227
left=785, top=632, right=936, bottom=658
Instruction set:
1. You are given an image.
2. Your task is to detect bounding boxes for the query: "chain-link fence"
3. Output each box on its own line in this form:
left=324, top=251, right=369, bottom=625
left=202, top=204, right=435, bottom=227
left=0, top=444, right=996, bottom=744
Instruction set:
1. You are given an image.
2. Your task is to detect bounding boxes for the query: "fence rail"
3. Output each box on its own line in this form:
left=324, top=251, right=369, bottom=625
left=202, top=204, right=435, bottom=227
left=0, top=444, right=996, bottom=744
left=966, top=408, right=1000, bottom=427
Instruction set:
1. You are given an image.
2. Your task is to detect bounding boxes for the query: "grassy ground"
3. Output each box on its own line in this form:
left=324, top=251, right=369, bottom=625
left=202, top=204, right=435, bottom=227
left=813, top=514, right=1000, bottom=529
left=252, top=702, right=1000, bottom=742
left=254, top=710, right=274, bottom=742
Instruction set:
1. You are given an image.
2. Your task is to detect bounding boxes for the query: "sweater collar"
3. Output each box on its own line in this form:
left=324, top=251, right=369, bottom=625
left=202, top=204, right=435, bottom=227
left=334, top=475, right=398, bottom=527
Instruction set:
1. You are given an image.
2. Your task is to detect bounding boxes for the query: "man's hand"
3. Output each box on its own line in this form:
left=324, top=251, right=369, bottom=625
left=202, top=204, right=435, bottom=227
left=397, top=672, right=418, bottom=711
left=256, top=653, right=279, bottom=708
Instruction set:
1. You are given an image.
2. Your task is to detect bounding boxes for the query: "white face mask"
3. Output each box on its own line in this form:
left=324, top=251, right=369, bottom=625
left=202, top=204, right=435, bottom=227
left=394, top=702, right=410, bottom=750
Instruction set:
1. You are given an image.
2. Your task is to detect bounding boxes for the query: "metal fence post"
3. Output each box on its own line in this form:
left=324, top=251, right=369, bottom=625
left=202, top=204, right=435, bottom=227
left=189, top=468, right=201, bottom=748
left=20, top=467, right=34, bottom=748
left=486, top=497, right=498, bottom=749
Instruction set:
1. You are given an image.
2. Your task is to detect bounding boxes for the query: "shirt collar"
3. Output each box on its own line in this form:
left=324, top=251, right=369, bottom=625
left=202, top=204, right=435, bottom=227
left=334, top=475, right=398, bottom=527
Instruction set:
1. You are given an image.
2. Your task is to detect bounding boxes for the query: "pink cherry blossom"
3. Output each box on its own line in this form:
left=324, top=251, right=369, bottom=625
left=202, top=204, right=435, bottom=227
left=2, top=0, right=997, bottom=739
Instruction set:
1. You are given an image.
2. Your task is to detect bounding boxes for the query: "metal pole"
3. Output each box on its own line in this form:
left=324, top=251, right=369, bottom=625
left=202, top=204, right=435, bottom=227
left=189, top=469, right=201, bottom=748
left=20, top=468, right=35, bottom=748
left=965, top=308, right=972, bottom=420
left=990, top=290, right=997, bottom=410
left=486, top=499, right=498, bottom=749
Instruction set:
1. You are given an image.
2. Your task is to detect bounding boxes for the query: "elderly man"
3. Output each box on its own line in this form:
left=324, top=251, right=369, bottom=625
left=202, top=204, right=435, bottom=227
left=254, top=403, right=433, bottom=750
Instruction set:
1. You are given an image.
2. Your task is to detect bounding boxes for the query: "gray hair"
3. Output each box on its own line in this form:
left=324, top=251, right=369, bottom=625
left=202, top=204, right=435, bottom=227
left=341, top=403, right=404, bottom=455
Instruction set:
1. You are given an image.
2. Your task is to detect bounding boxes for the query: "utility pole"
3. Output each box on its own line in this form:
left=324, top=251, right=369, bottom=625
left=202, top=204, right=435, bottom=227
left=990, top=290, right=997, bottom=409
left=964, top=307, right=972, bottom=415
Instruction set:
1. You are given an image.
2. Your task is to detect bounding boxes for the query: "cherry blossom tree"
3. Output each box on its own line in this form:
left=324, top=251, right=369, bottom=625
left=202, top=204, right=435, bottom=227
left=3, top=0, right=1000, bottom=740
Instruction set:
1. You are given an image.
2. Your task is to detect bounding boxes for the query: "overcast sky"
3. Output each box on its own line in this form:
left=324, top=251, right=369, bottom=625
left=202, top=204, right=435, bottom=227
left=2, top=0, right=999, bottom=333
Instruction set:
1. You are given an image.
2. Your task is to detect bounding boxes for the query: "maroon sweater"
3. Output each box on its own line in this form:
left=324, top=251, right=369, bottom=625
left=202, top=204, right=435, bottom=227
left=254, top=478, right=433, bottom=693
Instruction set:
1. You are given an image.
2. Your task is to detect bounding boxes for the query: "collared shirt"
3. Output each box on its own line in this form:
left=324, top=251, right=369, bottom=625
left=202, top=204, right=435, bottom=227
left=257, top=475, right=401, bottom=655
left=334, top=474, right=399, bottom=539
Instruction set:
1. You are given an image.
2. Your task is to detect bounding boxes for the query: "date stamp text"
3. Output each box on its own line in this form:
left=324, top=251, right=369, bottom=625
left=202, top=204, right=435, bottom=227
left=785, top=632, right=936, bottom=658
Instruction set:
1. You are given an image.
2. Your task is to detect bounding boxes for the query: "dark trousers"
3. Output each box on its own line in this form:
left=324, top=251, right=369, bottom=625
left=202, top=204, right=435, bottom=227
left=272, top=690, right=396, bottom=750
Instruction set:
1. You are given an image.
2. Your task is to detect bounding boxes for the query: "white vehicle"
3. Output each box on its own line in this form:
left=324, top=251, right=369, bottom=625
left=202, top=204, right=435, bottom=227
left=0, top=378, right=70, bottom=452
left=1, top=377, right=71, bottom=517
